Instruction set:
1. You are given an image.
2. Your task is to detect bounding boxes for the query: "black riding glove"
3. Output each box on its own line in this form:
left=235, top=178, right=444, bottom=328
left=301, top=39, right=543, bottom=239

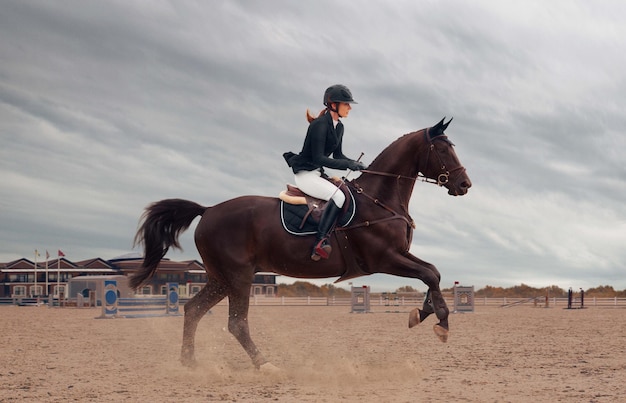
left=347, top=160, right=368, bottom=171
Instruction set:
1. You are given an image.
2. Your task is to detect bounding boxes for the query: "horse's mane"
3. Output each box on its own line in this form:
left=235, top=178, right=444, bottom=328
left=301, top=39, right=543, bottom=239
left=367, top=130, right=422, bottom=169
left=306, top=108, right=326, bottom=123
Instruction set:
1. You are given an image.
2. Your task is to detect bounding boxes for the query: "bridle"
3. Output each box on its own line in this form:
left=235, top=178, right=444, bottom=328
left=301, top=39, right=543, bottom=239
left=360, top=128, right=466, bottom=188
left=339, top=129, right=466, bottom=232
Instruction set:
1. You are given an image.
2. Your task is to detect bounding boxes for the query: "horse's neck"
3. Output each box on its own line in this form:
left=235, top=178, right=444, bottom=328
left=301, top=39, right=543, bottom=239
left=355, top=174, right=416, bottom=209
left=355, top=130, right=425, bottom=208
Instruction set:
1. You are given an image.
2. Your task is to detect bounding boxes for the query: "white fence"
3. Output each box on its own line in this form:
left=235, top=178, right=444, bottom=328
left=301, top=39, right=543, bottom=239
left=492, top=296, right=626, bottom=308
left=4, top=295, right=624, bottom=308
left=229, top=295, right=626, bottom=308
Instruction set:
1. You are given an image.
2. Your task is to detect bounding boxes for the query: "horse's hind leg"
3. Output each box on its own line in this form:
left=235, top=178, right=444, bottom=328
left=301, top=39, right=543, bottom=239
left=181, top=280, right=227, bottom=367
left=227, top=291, right=267, bottom=369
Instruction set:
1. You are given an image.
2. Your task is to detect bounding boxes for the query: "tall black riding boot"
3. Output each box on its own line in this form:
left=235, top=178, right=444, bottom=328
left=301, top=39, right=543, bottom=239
left=311, top=200, right=342, bottom=261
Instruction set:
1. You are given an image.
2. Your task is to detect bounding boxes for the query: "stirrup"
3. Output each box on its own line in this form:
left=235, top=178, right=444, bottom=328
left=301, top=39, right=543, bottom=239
left=311, top=238, right=332, bottom=261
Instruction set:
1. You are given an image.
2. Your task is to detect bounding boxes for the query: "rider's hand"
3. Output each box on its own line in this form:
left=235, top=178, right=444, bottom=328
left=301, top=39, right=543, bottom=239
left=348, top=161, right=368, bottom=171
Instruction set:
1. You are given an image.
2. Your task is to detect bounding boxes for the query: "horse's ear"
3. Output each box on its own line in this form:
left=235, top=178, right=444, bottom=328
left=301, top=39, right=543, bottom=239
left=431, top=117, right=445, bottom=137
left=431, top=117, right=453, bottom=137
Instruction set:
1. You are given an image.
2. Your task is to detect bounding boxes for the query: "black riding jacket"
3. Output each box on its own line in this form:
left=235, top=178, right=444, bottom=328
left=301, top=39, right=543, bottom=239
left=284, top=112, right=356, bottom=173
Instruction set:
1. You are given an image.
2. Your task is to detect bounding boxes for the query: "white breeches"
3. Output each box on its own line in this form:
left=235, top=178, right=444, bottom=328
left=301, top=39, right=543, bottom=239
left=294, top=170, right=346, bottom=207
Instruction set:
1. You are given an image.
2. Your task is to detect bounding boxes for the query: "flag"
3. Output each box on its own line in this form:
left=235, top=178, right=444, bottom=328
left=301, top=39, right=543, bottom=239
left=46, top=250, right=50, bottom=259
left=58, top=250, right=65, bottom=257
left=35, top=249, right=41, bottom=257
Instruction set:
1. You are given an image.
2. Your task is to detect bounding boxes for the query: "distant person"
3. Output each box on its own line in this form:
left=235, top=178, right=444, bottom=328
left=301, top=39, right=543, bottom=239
left=283, top=84, right=366, bottom=261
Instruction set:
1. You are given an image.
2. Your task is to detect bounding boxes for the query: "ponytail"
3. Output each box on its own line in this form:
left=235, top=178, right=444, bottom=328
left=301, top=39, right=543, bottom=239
left=306, top=108, right=327, bottom=123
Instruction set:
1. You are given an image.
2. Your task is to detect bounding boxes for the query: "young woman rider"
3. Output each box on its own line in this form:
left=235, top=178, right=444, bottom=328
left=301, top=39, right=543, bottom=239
left=283, top=84, right=367, bottom=261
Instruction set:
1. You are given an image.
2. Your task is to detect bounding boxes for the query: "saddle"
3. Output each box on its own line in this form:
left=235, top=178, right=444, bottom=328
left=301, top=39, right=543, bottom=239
left=278, top=179, right=356, bottom=235
left=279, top=180, right=368, bottom=282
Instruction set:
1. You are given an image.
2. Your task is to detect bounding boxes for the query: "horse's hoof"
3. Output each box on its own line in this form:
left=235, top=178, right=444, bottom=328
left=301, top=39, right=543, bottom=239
left=259, top=362, right=283, bottom=374
left=180, top=357, right=197, bottom=368
left=408, top=308, right=421, bottom=328
left=433, top=324, right=449, bottom=343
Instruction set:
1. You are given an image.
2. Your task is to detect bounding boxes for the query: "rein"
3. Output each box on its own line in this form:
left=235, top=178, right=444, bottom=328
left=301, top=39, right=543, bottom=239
left=360, top=130, right=467, bottom=188
left=360, top=169, right=450, bottom=186
left=335, top=182, right=416, bottom=231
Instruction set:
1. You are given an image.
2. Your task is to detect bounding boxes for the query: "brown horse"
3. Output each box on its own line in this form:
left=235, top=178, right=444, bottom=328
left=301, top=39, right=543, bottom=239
left=131, top=117, right=471, bottom=369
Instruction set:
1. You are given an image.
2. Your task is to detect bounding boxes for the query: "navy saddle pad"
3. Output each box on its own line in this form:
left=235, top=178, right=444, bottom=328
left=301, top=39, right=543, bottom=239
left=280, top=188, right=356, bottom=236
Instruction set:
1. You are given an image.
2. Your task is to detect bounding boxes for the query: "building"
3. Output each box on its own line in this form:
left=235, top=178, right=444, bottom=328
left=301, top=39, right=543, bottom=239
left=251, top=272, right=277, bottom=297
left=0, top=257, right=117, bottom=299
left=108, top=257, right=208, bottom=296
left=0, top=256, right=277, bottom=299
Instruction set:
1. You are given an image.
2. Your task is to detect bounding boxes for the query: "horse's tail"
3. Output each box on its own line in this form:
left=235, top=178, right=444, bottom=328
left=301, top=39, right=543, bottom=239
left=130, top=199, right=208, bottom=290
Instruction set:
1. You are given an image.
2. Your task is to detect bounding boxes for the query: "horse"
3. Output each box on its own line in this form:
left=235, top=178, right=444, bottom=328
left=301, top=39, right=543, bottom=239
left=131, top=117, right=471, bottom=370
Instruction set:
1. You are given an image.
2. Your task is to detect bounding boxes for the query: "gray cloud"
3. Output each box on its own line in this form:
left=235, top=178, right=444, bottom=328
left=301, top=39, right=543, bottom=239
left=1, top=0, right=624, bottom=292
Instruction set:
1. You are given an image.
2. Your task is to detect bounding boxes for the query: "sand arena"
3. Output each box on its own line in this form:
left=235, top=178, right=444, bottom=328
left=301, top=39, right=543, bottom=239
left=1, top=304, right=624, bottom=402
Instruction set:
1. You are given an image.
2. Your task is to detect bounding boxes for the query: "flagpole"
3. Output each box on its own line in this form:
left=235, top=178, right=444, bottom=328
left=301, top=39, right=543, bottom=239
left=45, top=251, right=49, bottom=297
left=57, top=253, right=61, bottom=300
left=34, top=249, right=38, bottom=297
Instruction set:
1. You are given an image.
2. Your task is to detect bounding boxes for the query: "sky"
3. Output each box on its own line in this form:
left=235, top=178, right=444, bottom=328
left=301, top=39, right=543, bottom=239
left=1, top=0, right=624, bottom=293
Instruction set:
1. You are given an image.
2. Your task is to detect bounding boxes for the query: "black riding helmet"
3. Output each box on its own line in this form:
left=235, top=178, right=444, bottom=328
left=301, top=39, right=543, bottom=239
left=323, top=84, right=358, bottom=106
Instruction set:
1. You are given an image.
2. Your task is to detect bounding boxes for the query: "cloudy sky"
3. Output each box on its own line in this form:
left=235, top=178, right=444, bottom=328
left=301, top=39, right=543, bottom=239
left=1, top=1, right=624, bottom=292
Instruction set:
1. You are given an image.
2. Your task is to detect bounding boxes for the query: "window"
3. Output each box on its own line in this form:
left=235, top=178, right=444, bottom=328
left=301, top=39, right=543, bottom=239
left=190, top=285, right=202, bottom=296
left=9, top=274, right=23, bottom=282
left=13, top=286, right=26, bottom=297
left=140, top=286, right=152, bottom=295
left=189, top=274, right=206, bottom=282
left=254, top=286, right=262, bottom=295
left=266, top=287, right=274, bottom=296
left=53, top=285, right=66, bottom=298
left=157, top=273, right=181, bottom=282
left=30, top=285, right=43, bottom=297
left=52, top=274, right=70, bottom=282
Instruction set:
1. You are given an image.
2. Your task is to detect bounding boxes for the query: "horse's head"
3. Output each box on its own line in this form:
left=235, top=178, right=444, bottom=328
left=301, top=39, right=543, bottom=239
left=422, top=118, right=472, bottom=196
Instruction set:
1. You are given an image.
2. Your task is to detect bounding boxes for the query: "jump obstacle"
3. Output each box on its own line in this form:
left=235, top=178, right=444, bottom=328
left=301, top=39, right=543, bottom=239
left=382, top=291, right=401, bottom=313
left=565, top=287, right=585, bottom=310
left=350, top=286, right=371, bottom=313
left=453, top=284, right=474, bottom=313
left=501, top=297, right=539, bottom=308
left=349, top=283, right=475, bottom=314
left=98, top=280, right=181, bottom=319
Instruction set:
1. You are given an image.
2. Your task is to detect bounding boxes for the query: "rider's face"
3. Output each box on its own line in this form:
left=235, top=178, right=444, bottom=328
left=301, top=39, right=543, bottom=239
left=337, top=102, right=351, bottom=118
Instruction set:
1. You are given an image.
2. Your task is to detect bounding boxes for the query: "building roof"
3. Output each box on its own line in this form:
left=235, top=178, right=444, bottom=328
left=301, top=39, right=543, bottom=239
left=0, top=256, right=277, bottom=277
left=0, top=256, right=204, bottom=273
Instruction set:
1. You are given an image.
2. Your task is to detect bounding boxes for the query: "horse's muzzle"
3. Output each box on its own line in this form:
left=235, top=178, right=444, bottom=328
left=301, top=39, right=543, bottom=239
left=447, top=175, right=472, bottom=196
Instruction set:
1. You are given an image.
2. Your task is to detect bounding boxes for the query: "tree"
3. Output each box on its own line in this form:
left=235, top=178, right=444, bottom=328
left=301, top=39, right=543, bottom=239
left=396, top=285, right=418, bottom=293
left=585, top=285, right=616, bottom=297
left=277, top=281, right=350, bottom=297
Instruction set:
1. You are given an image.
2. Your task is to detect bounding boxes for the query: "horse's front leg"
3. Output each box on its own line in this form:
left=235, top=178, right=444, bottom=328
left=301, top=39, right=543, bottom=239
left=181, top=281, right=227, bottom=367
left=383, top=252, right=449, bottom=342
left=409, top=289, right=436, bottom=326
left=408, top=289, right=449, bottom=342
left=426, top=287, right=450, bottom=342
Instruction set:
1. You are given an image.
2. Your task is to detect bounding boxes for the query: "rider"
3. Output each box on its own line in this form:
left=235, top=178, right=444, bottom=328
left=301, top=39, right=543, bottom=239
left=283, top=84, right=367, bottom=261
